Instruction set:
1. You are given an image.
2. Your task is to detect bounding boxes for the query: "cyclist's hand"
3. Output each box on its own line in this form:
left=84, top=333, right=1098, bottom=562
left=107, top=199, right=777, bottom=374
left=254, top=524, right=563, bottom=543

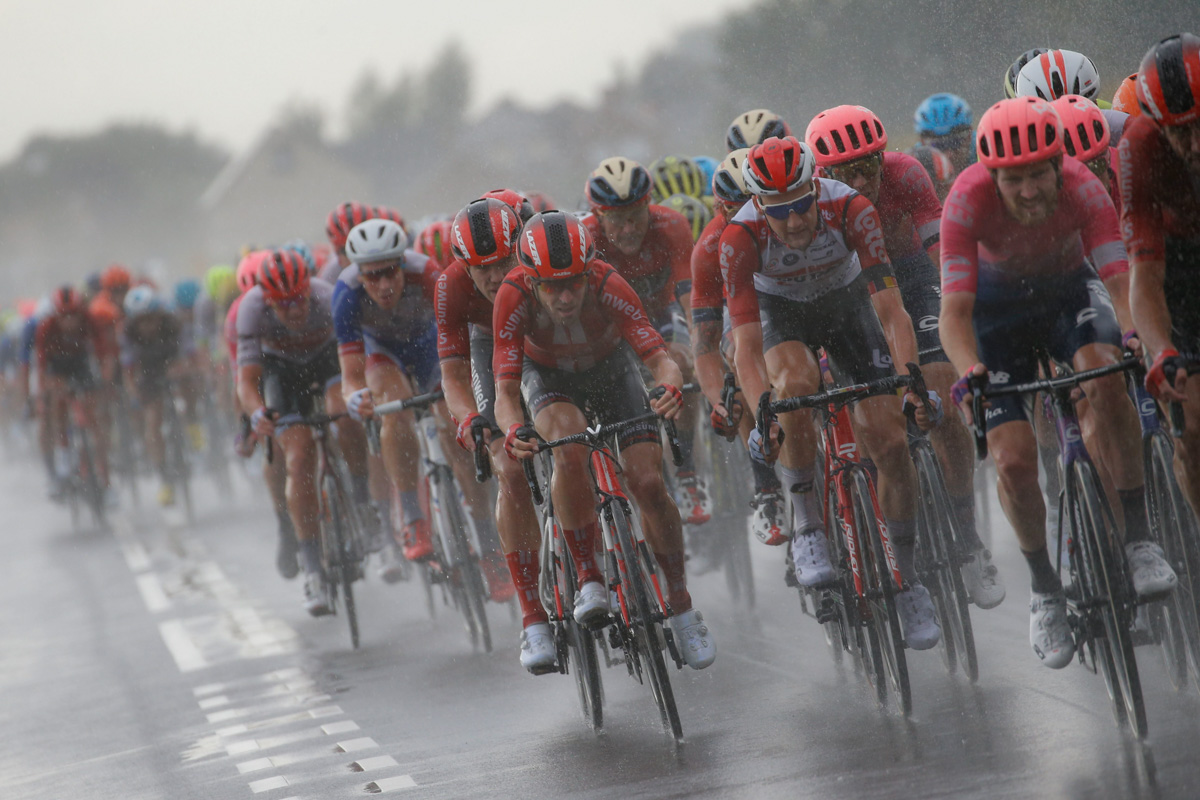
left=347, top=388, right=373, bottom=421
left=747, top=419, right=783, bottom=465
left=456, top=412, right=489, bottom=452
left=951, top=363, right=987, bottom=425
left=710, top=401, right=741, bottom=439
left=1147, top=349, right=1188, bottom=403
left=504, top=423, right=539, bottom=461
left=1122, top=329, right=1143, bottom=358
left=903, top=388, right=943, bottom=432
left=651, top=383, right=683, bottom=420
left=251, top=406, right=275, bottom=437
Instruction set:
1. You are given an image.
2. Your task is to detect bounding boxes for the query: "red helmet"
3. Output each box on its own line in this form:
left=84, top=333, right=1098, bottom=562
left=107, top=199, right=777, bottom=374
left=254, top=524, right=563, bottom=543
left=51, top=285, right=84, bottom=314
left=517, top=211, right=594, bottom=281
left=1136, top=33, right=1200, bottom=127
left=372, top=205, right=407, bottom=228
left=258, top=249, right=310, bottom=301
left=451, top=199, right=521, bottom=267
left=416, top=220, right=454, bottom=268
left=325, top=202, right=374, bottom=251
left=806, top=105, right=888, bottom=167
left=523, top=190, right=555, bottom=213
left=975, top=97, right=1063, bottom=169
left=480, top=188, right=534, bottom=222
left=742, top=136, right=817, bottom=197
left=101, top=264, right=132, bottom=291
left=1111, top=73, right=1142, bottom=116
left=236, top=250, right=267, bottom=294
left=1053, top=96, right=1110, bottom=163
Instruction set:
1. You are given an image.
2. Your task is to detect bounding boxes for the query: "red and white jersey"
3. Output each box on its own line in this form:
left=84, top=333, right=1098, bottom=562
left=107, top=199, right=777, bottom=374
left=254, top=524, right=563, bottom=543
left=435, top=259, right=494, bottom=361
left=492, top=261, right=666, bottom=381
left=1119, top=114, right=1200, bottom=264
left=941, top=158, right=1127, bottom=296
left=720, top=178, right=894, bottom=328
left=582, top=205, right=694, bottom=318
left=690, top=214, right=729, bottom=325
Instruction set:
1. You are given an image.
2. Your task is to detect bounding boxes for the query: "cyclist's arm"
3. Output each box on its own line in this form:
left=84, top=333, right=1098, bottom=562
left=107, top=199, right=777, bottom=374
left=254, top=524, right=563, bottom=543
left=332, top=279, right=368, bottom=398
left=441, top=357, right=478, bottom=424
left=732, top=322, right=770, bottom=418
left=940, top=291, right=980, bottom=374
left=1102, top=270, right=1134, bottom=336
left=691, top=318, right=725, bottom=408
left=1129, top=257, right=1173, bottom=358
left=690, top=218, right=728, bottom=407
left=491, top=277, right=531, bottom=440
left=236, top=363, right=265, bottom=415
left=665, top=215, right=695, bottom=330
left=1075, top=166, right=1134, bottom=334
left=338, top=349, right=367, bottom=397
left=870, top=286, right=918, bottom=374
left=721, top=220, right=769, bottom=414
left=645, top=349, right=683, bottom=393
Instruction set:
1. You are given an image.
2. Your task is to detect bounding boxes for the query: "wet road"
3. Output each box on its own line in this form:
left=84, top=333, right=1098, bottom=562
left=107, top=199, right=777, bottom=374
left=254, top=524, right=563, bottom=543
left=2, top=451, right=1197, bottom=800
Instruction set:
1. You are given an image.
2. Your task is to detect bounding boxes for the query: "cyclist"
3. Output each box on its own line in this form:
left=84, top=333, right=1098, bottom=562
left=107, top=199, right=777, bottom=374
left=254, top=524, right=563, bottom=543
left=33, top=286, right=117, bottom=504
left=523, top=191, right=556, bottom=213
left=690, top=149, right=787, bottom=547
left=693, top=155, right=718, bottom=199
left=437, top=197, right=549, bottom=671
left=1054, top=96, right=1119, bottom=211
left=237, top=250, right=359, bottom=615
left=940, top=97, right=1176, bottom=669
left=322, top=201, right=375, bottom=280
left=122, top=286, right=184, bottom=506
left=195, top=264, right=239, bottom=408
left=172, top=279, right=205, bottom=451
left=806, top=105, right=1004, bottom=609
left=582, top=157, right=711, bottom=525
left=494, top=211, right=716, bottom=670
left=1111, top=73, right=1141, bottom=116
left=1122, top=33, right=1200, bottom=515
left=1014, top=49, right=1129, bottom=143
left=907, top=144, right=955, bottom=202
left=914, top=93, right=975, bottom=177
left=726, top=108, right=791, bottom=152
left=334, top=217, right=505, bottom=590
left=721, top=136, right=942, bottom=650
left=649, top=155, right=706, bottom=202
left=1003, top=47, right=1051, bottom=99
left=659, top=194, right=713, bottom=243
left=414, top=219, right=455, bottom=272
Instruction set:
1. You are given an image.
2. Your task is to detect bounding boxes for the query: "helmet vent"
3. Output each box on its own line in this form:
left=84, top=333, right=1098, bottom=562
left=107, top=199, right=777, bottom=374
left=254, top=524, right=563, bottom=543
left=468, top=201, right=497, bottom=256
left=545, top=214, right=573, bottom=270
left=1158, top=36, right=1196, bottom=115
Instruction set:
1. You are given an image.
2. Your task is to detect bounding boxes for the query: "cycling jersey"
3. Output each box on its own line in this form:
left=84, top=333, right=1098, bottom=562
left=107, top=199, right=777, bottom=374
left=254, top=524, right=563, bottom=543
left=721, top=178, right=896, bottom=328
left=941, top=158, right=1128, bottom=297
left=870, top=151, right=942, bottom=261
left=34, top=309, right=114, bottom=381
left=223, top=295, right=242, bottom=364
left=317, top=260, right=342, bottom=286
left=434, top=259, right=494, bottom=362
left=582, top=205, right=694, bottom=320
left=492, top=261, right=666, bottom=382
left=236, top=280, right=336, bottom=367
left=1118, top=115, right=1200, bottom=264
left=332, top=253, right=437, bottom=357
left=122, top=313, right=181, bottom=371
left=690, top=215, right=729, bottom=325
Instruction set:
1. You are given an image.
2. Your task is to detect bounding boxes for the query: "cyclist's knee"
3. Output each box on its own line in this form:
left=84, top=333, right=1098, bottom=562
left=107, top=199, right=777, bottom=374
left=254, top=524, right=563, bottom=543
left=992, top=438, right=1039, bottom=491
left=1081, top=373, right=1132, bottom=417
left=381, top=411, right=415, bottom=440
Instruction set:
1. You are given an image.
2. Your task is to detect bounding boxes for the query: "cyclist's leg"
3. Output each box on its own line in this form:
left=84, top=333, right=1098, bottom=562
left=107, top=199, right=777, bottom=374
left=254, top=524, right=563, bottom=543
left=1162, top=237, right=1200, bottom=512
left=364, top=353, right=427, bottom=559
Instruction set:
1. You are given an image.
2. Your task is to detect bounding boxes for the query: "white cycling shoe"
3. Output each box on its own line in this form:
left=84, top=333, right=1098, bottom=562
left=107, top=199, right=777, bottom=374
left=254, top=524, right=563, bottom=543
left=790, top=530, right=836, bottom=586
left=574, top=581, right=610, bottom=628
left=1126, top=541, right=1177, bottom=598
left=675, top=475, right=713, bottom=526
left=303, top=572, right=333, bottom=617
left=896, top=583, right=941, bottom=650
left=961, top=547, right=1006, bottom=609
left=670, top=608, right=716, bottom=670
left=519, top=622, right=558, bottom=675
left=1030, top=591, right=1075, bottom=669
left=749, top=491, right=788, bottom=546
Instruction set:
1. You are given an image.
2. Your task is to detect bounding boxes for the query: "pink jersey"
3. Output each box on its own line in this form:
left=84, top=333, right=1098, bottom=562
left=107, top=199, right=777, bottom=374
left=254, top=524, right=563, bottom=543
left=224, top=294, right=243, bottom=363
left=941, top=158, right=1128, bottom=295
left=872, top=150, right=943, bottom=261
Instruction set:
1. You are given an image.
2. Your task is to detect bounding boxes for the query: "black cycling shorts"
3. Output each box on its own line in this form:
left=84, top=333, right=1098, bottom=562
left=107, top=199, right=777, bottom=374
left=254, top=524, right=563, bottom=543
left=893, top=251, right=948, bottom=365
left=974, top=265, right=1121, bottom=427
left=1165, top=236, right=1200, bottom=358
left=521, top=344, right=660, bottom=451
left=758, top=273, right=897, bottom=392
left=468, top=325, right=499, bottom=429
left=261, top=343, right=340, bottom=427
left=45, top=356, right=95, bottom=392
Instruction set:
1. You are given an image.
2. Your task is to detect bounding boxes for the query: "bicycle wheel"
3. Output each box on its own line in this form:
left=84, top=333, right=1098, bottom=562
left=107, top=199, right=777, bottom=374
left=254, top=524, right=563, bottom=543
left=77, top=425, right=107, bottom=530
left=322, top=471, right=361, bottom=649
left=851, top=468, right=911, bottom=717
left=429, top=468, right=481, bottom=650
left=163, top=400, right=193, bottom=521
left=829, top=471, right=885, bottom=700
left=912, top=441, right=978, bottom=682
left=443, top=489, right=492, bottom=654
left=709, top=436, right=756, bottom=609
left=1072, top=460, right=1147, bottom=739
left=1146, top=431, right=1200, bottom=692
left=553, top=524, right=604, bottom=732
left=610, top=500, right=683, bottom=742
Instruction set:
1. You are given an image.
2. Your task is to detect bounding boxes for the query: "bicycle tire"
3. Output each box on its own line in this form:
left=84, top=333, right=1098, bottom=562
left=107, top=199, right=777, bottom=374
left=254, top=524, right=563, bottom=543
left=554, top=524, right=604, bottom=731
left=831, top=469, right=885, bottom=702
left=913, top=441, right=978, bottom=682
left=323, top=472, right=361, bottom=649
left=709, top=436, right=757, bottom=609
left=77, top=424, right=107, bottom=530
left=852, top=468, right=911, bottom=717
left=163, top=399, right=193, bottom=521
left=610, top=500, right=683, bottom=742
left=429, top=468, right=481, bottom=650
left=444, top=492, right=493, bottom=654
left=1146, top=431, right=1200, bottom=691
left=1073, top=460, right=1147, bottom=739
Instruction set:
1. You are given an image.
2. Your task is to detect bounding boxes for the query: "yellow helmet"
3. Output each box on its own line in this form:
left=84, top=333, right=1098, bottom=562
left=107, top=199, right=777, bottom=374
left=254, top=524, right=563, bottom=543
left=649, top=155, right=705, bottom=202
left=659, top=194, right=713, bottom=243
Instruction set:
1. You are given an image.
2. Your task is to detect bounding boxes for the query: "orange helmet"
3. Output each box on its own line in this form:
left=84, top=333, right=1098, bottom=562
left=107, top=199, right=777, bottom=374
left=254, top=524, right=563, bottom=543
left=975, top=97, right=1063, bottom=170
left=806, top=105, right=888, bottom=167
left=101, top=264, right=132, bottom=291
left=1111, top=73, right=1141, bottom=116
left=415, top=220, right=454, bottom=268
left=258, top=250, right=310, bottom=302
left=1053, top=96, right=1111, bottom=163
left=237, top=250, right=269, bottom=294
left=451, top=199, right=521, bottom=267
left=517, top=212, right=594, bottom=281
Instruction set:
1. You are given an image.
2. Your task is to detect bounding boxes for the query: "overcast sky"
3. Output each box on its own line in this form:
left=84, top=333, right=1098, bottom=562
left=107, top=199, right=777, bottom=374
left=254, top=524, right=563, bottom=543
left=0, top=0, right=757, bottom=161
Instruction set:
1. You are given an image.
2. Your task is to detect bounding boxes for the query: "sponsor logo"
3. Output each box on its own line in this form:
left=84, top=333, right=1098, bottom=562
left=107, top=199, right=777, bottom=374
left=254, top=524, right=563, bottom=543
left=917, top=315, right=938, bottom=332
left=988, top=370, right=1010, bottom=384
left=985, top=407, right=1004, bottom=420
left=1076, top=307, right=1098, bottom=326
left=943, top=194, right=975, bottom=228
left=782, top=253, right=800, bottom=266
left=719, top=242, right=735, bottom=268
left=838, top=441, right=857, bottom=458
left=500, top=209, right=512, bottom=241
left=1139, top=396, right=1157, bottom=418
left=453, top=225, right=467, bottom=255
left=853, top=206, right=887, bottom=262
left=1063, top=422, right=1082, bottom=444
left=523, top=229, right=541, bottom=266
left=872, top=349, right=893, bottom=369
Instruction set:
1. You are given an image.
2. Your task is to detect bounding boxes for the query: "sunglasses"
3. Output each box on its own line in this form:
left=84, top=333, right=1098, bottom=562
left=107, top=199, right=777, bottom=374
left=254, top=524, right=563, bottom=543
left=827, top=154, right=882, bottom=183
left=760, top=190, right=817, bottom=220
left=360, top=264, right=401, bottom=282
left=532, top=274, right=589, bottom=292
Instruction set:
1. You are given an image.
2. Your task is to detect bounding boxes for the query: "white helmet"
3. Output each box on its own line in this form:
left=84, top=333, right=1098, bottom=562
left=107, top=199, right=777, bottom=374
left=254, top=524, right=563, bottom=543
left=726, top=109, right=792, bottom=152
left=1015, top=49, right=1101, bottom=102
left=344, top=219, right=409, bottom=264
left=124, top=285, right=164, bottom=316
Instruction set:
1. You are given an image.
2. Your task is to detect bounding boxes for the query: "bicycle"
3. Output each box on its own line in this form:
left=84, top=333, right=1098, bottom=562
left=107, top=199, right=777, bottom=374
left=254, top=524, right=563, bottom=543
left=369, top=390, right=492, bottom=653
left=160, top=386, right=194, bottom=521
left=971, top=353, right=1148, bottom=738
left=519, top=400, right=688, bottom=744
left=272, top=404, right=370, bottom=649
left=52, top=379, right=108, bottom=531
left=757, top=371, right=917, bottom=716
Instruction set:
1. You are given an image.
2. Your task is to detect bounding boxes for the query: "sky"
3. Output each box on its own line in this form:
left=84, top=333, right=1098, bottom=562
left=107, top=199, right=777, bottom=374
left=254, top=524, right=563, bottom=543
left=0, top=0, right=757, bottom=161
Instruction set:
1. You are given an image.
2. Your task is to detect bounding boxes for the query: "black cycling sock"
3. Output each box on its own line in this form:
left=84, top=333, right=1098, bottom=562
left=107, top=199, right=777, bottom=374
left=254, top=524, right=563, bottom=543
left=398, top=491, right=423, bottom=527
left=887, top=518, right=918, bottom=584
left=300, top=539, right=323, bottom=575
left=350, top=472, right=370, bottom=506
left=751, top=457, right=782, bottom=494
left=1118, top=487, right=1150, bottom=543
left=1023, top=546, right=1062, bottom=595
left=677, top=428, right=696, bottom=475
left=950, top=493, right=984, bottom=554
left=473, top=512, right=502, bottom=554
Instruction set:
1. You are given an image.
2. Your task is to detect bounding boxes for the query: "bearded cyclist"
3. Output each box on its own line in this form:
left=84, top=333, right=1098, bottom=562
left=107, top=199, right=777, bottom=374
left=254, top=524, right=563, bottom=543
left=582, top=157, right=711, bottom=525
left=721, top=136, right=941, bottom=650
left=1122, top=33, right=1200, bottom=515
left=806, top=104, right=1004, bottom=609
left=940, top=96, right=1176, bottom=669
left=494, top=211, right=716, bottom=670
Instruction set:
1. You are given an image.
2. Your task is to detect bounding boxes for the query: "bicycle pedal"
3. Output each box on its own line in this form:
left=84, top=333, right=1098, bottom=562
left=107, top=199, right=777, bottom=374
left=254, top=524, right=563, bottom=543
left=815, top=593, right=838, bottom=625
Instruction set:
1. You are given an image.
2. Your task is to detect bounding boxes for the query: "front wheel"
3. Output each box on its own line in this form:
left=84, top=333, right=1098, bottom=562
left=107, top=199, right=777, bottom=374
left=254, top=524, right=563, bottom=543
left=323, top=472, right=360, bottom=649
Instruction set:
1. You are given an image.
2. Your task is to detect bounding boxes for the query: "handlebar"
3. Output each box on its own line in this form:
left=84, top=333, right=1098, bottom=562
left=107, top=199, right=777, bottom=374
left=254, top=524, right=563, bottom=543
left=373, top=389, right=445, bottom=417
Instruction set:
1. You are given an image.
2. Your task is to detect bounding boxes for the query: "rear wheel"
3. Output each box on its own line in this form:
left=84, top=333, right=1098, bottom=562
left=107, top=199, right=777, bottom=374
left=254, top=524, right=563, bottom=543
left=431, top=469, right=486, bottom=651
left=323, top=472, right=360, bottom=649
left=555, top=528, right=604, bottom=732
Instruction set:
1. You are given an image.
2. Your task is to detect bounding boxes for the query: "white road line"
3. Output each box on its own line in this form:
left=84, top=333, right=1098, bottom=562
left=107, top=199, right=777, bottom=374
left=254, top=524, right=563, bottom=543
left=225, top=740, right=261, bottom=757
left=308, top=705, right=343, bottom=719
left=236, top=757, right=274, bottom=774
left=365, top=775, right=418, bottom=792
left=158, top=619, right=208, bottom=672
left=335, top=737, right=377, bottom=753
left=206, top=708, right=250, bottom=724
left=197, top=695, right=230, bottom=710
left=351, top=755, right=398, bottom=772
left=253, top=728, right=325, bottom=751
left=248, top=775, right=288, bottom=793
left=321, top=721, right=360, bottom=735
left=135, top=573, right=172, bottom=612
